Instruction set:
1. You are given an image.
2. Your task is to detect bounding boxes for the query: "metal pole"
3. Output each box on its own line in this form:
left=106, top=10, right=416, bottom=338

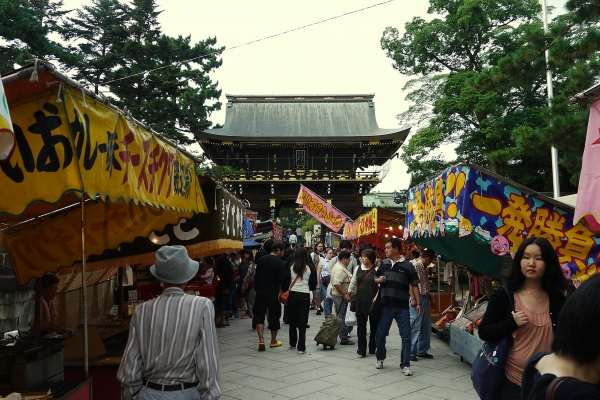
left=81, top=197, right=89, bottom=378
left=541, top=0, right=561, bottom=198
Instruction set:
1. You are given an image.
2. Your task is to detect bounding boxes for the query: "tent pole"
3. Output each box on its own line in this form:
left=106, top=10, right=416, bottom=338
left=81, top=197, right=89, bottom=378
left=437, top=257, right=441, bottom=314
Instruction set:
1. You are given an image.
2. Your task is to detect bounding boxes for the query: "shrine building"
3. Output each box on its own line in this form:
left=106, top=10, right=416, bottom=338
left=195, top=94, right=410, bottom=221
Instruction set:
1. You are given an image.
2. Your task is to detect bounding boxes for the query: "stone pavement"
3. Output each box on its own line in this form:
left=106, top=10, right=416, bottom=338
left=215, top=310, right=480, bottom=400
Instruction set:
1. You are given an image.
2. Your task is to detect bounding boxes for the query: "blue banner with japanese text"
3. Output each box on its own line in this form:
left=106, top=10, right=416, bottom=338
left=404, top=164, right=600, bottom=282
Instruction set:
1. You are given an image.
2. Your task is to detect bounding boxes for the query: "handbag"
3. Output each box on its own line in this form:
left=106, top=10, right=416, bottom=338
left=278, top=275, right=300, bottom=305
left=545, top=376, right=571, bottom=400
left=471, top=287, right=514, bottom=400
left=350, top=267, right=375, bottom=312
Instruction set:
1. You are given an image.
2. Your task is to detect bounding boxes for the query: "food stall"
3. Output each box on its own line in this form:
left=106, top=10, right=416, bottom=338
left=0, top=60, right=209, bottom=397
left=404, top=163, right=600, bottom=362
left=342, top=207, right=404, bottom=251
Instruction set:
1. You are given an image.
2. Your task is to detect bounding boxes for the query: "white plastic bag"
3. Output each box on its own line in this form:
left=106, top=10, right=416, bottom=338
left=345, top=309, right=357, bottom=326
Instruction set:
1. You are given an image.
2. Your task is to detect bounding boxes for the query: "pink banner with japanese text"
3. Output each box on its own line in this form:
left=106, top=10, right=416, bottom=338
left=574, top=99, right=600, bottom=233
left=296, top=185, right=348, bottom=232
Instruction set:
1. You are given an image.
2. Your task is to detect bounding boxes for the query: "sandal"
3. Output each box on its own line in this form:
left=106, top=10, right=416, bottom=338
left=269, top=340, right=283, bottom=347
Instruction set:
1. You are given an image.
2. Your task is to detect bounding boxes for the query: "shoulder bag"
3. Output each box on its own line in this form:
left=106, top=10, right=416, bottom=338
left=545, top=376, right=571, bottom=400
left=350, top=267, right=375, bottom=312
left=471, top=287, right=515, bottom=400
left=278, top=274, right=300, bottom=305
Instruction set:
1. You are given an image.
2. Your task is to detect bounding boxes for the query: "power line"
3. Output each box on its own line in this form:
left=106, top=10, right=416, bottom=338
left=99, top=0, right=395, bottom=86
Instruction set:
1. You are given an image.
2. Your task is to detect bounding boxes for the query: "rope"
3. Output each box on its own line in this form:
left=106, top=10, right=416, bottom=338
left=29, top=59, right=39, bottom=82
left=98, top=0, right=394, bottom=86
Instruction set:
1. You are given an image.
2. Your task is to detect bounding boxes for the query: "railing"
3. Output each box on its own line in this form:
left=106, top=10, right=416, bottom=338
left=221, top=169, right=381, bottom=182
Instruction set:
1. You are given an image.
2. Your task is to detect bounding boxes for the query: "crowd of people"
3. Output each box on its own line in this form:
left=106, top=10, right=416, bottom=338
left=111, top=234, right=599, bottom=400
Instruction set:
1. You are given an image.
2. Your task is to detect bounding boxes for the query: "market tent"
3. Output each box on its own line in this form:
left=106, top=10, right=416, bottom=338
left=84, top=177, right=243, bottom=267
left=342, top=207, right=405, bottom=250
left=0, top=60, right=208, bottom=285
left=242, top=240, right=262, bottom=249
left=404, top=164, right=600, bottom=281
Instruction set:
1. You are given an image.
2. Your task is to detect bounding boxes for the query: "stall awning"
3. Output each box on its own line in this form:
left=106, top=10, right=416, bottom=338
left=0, top=62, right=208, bottom=285
left=405, top=164, right=600, bottom=281
left=84, top=178, right=243, bottom=268
left=342, top=207, right=405, bottom=250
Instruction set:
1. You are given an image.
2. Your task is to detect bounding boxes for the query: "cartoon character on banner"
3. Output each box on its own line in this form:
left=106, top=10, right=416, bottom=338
left=560, top=264, right=572, bottom=280
left=490, top=235, right=510, bottom=256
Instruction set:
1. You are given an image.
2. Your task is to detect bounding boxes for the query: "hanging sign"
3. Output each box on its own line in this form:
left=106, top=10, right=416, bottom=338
left=405, top=164, right=600, bottom=282
left=574, top=99, right=600, bottom=233
left=296, top=185, right=348, bottom=232
left=0, top=87, right=205, bottom=216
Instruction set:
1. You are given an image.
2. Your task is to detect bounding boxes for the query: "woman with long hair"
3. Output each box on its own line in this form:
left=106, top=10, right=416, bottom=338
left=347, top=248, right=379, bottom=357
left=478, top=237, right=568, bottom=399
left=521, top=273, right=600, bottom=399
left=281, top=247, right=317, bottom=354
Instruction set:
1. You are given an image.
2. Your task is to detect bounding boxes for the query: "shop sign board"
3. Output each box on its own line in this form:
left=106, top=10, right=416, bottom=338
left=405, top=164, right=600, bottom=282
left=296, top=185, right=347, bottom=232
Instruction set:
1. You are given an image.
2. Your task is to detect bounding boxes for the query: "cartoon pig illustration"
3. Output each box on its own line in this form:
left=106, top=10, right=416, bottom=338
left=490, top=235, right=510, bottom=256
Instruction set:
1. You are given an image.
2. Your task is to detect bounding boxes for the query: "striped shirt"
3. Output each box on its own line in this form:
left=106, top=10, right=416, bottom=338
left=376, top=257, right=419, bottom=309
left=411, top=259, right=430, bottom=296
left=117, top=287, right=220, bottom=400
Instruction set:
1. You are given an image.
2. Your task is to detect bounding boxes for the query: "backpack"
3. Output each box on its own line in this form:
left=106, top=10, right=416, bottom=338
left=245, top=262, right=256, bottom=285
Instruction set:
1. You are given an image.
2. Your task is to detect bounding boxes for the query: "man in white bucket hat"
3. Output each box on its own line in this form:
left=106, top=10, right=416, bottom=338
left=118, top=245, right=221, bottom=399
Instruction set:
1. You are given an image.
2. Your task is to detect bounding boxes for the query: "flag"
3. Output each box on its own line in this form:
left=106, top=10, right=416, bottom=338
left=0, top=74, right=15, bottom=162
left=574, top=99, right=600, bottom=233
left=296, top=184, right=348, bottom=232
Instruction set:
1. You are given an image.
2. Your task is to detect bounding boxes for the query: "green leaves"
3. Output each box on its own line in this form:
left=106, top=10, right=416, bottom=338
left=383, top=0, right=599, bottom=191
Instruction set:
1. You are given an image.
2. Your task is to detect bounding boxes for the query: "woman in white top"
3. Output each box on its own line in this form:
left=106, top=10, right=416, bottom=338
left=282, top=247, right=317, bottom=354
left=315, top=247, right=334, bottom=316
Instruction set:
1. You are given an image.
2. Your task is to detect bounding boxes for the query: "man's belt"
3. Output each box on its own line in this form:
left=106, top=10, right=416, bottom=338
left=143, top=379, right=197, bottom=391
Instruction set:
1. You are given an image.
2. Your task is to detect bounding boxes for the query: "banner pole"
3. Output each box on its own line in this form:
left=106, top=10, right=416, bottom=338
left=81, top=197, right=89, bottom=378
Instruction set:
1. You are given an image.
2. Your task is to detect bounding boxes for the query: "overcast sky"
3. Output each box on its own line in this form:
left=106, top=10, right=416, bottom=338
left=63, top=0, right=567, bottom=192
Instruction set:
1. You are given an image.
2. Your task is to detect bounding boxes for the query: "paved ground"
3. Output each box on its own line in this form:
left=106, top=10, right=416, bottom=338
left=215, top=310, right=480, bottom=400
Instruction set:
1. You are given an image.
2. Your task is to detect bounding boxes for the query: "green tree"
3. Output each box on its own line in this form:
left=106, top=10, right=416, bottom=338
left=381, top=0, right=596, bottom=190
left=61, top=0, right=130, bottom=84
left=104, top=0, right=224, bottom=145
left=0, top=0, right=76, bottom=72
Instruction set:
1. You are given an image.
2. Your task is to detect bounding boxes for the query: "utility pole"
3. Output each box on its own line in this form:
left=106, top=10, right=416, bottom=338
left=541, top=0, right=561, bottom=198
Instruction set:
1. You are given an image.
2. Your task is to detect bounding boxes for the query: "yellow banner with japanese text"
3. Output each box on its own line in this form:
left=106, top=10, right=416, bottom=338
left=0, top=87, right=206, bottom=216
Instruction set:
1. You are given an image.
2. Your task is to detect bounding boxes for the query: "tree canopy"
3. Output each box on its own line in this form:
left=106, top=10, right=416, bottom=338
left=1, top=0, right=223, bottom=146
left=382, top=0, right=600, bottom=191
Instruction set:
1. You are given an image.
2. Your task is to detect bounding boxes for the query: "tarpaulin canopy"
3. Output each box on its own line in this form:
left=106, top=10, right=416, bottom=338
left=84, top=177, right=242, bottom=267
left=404, top=164, right=600, bottom=281
left=342, top=207, right=405, bottom=250
left=0, top=61, right=208, bottom=285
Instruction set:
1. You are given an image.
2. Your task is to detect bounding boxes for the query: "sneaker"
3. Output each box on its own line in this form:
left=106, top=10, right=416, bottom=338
left=258, top=342, right=266, bottom=352
left=233, top=314, right=240, bottom=319
left=239, top=306, right=247, bottom=311
left=316, top=310, right=322, bottom=316
left=376, top=360, right=383, bottom=369
left=401, top=367, right=413, bottom=376
left=241, top=314, right=251, bottom=319
left=297, top=350, right=305, bottom=354
left=418, top=353, right=433, bottom=359
left=410, top=356, right=418, bottom=362
left=309, top=306, right=317, bottom=310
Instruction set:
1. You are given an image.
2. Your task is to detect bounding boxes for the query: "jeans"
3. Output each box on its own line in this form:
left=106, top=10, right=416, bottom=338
left=323, top=296, right=333, bottom=317
left=409, top=296, right=431, bottom=356
left=356, top=312, right=378, bottom=354
left=288, top=292, right=310, bottom=351
left=331, top=294, right=350, bottom=342
left=375, top=305, right=412, bottom=368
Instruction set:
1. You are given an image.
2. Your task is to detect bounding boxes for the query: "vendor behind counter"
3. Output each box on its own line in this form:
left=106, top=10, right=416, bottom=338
left=17, top=273, right=68, bottom=339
